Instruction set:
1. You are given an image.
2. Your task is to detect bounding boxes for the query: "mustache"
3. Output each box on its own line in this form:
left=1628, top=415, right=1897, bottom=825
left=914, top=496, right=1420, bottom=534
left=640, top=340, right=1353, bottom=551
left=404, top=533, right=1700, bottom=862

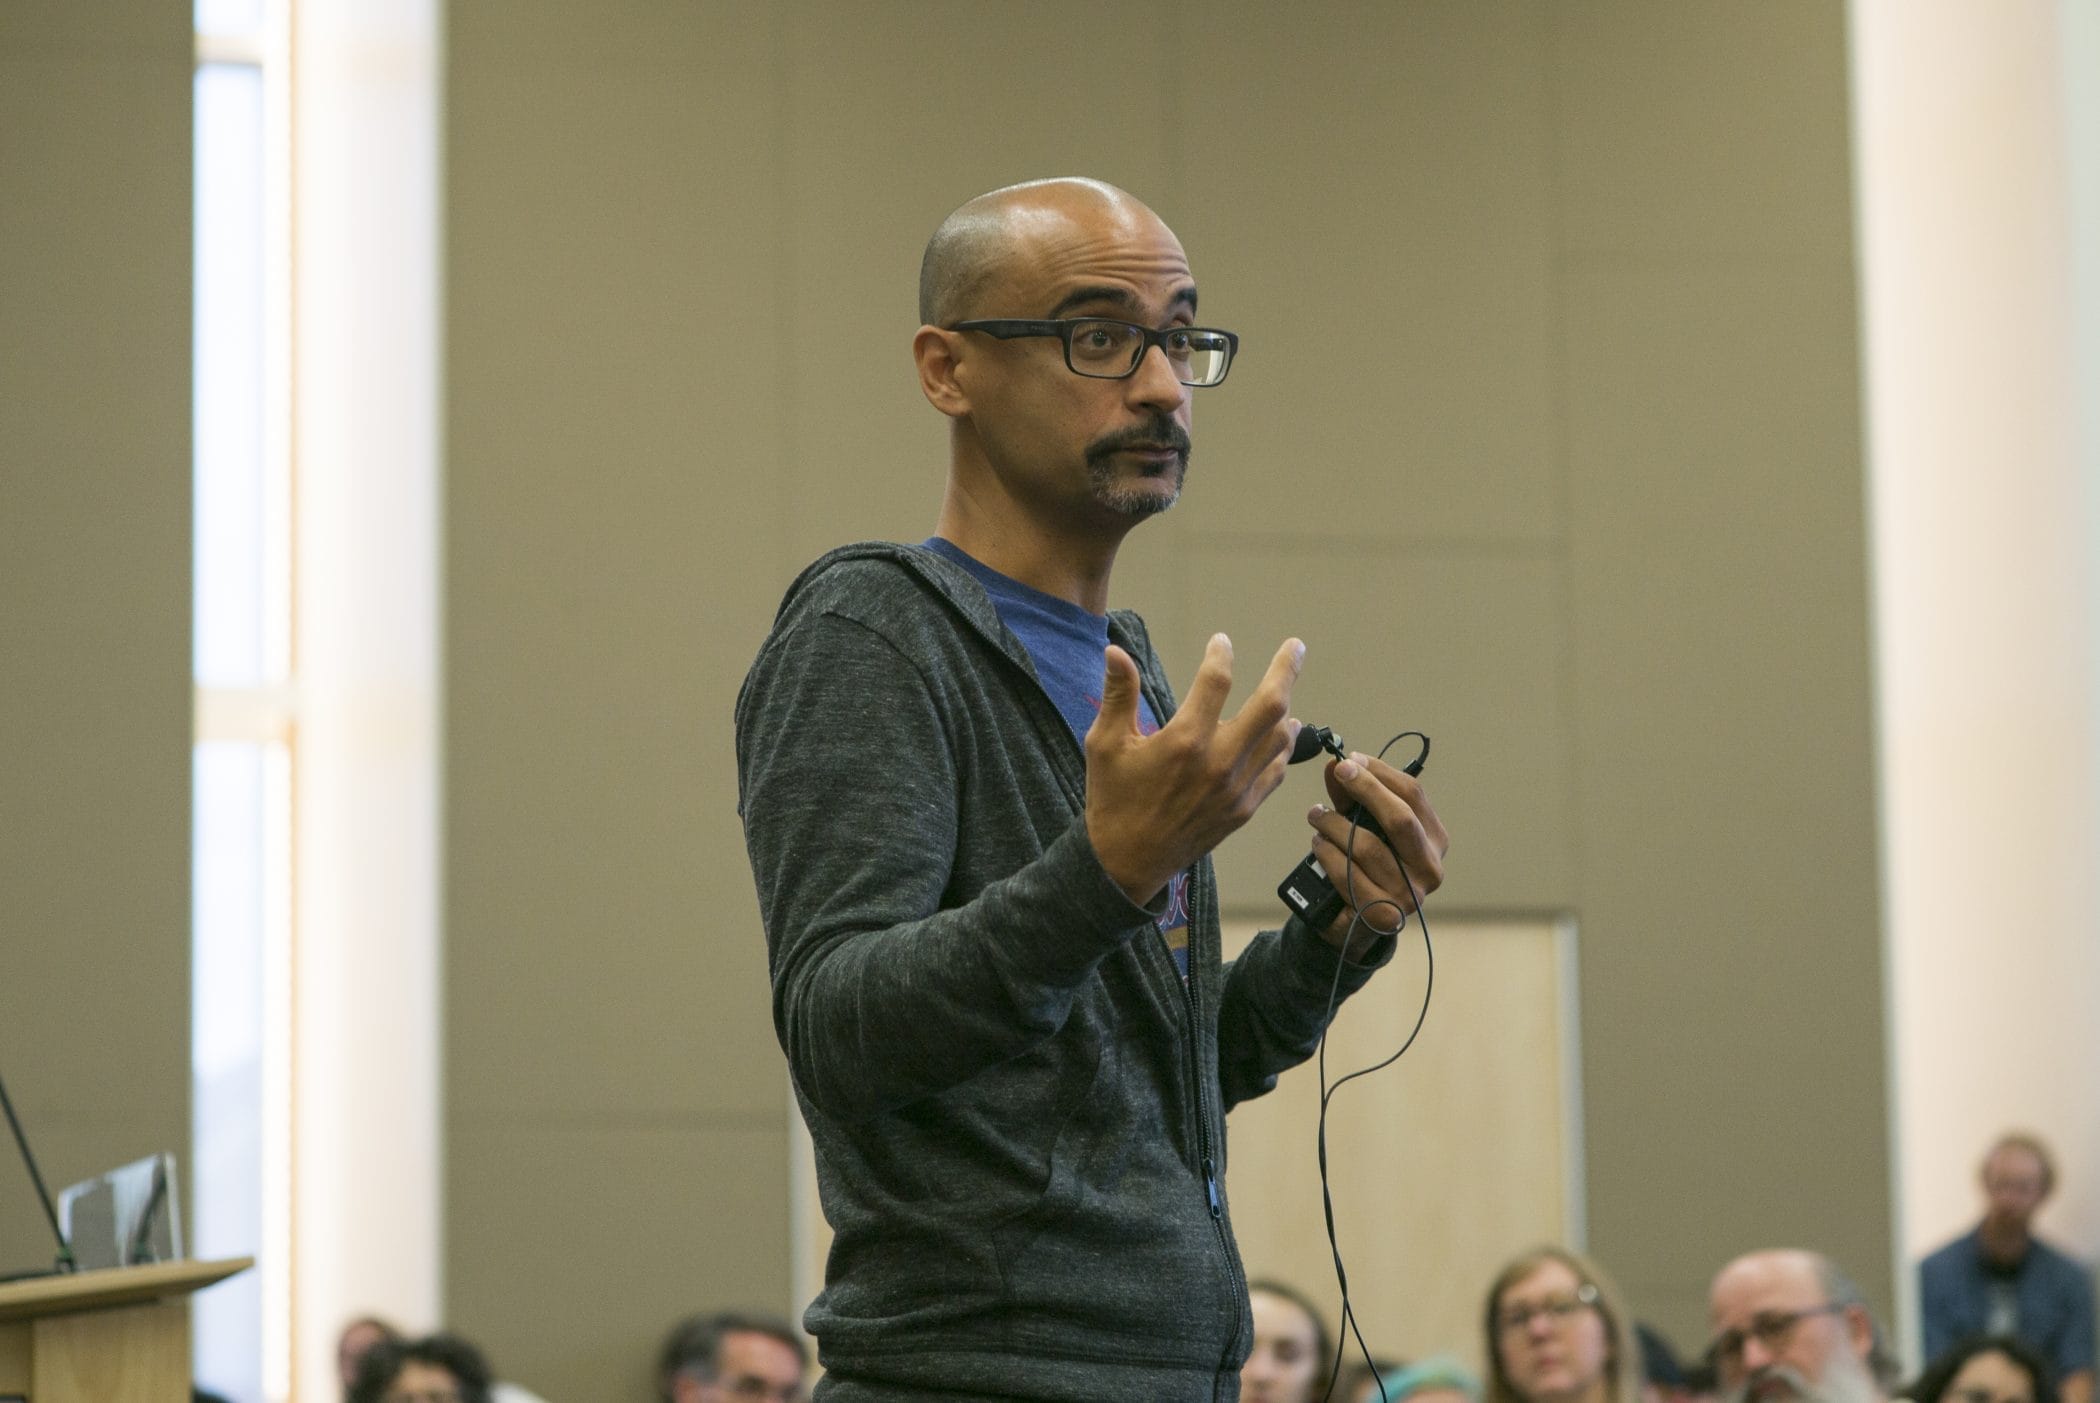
left=1085, top=417, right=1190, bottom=467
left=1727, top=1365, right=1814, bottom=1403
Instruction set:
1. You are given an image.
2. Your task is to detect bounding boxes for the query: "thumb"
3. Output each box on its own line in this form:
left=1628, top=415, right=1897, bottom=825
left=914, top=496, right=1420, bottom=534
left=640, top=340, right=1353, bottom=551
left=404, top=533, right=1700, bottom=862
left=1091, top=644, right=1143, bottom=745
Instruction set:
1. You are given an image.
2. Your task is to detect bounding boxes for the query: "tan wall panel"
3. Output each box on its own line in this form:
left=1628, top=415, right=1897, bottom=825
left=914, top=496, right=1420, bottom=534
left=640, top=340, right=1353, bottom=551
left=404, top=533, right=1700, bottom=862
left=1223, top=916, right=1577, bottom=1374
left=1560, top=255, right=1885, bottom=1340
left=443, top=1, right=798, bottom=1387
left=1179, top=4, right=1560, bottom=548
left=445, top=0, right=788, bottom=1121
left=449, top=1122, right=791, bottom=1401
left=1549, top=3, right=1858, bottom=258
left=0, top=1, right=192, bottom=1269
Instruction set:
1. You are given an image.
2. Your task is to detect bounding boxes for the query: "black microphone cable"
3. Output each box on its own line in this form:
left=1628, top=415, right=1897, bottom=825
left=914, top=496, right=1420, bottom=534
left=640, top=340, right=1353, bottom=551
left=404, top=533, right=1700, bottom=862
left=1305, top=730, right=1435, bottom=1403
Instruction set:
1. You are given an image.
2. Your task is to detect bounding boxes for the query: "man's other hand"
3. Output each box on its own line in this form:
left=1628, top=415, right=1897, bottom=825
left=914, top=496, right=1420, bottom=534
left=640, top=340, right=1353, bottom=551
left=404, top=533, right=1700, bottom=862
left=1305, top=752, right=1448, bottom=954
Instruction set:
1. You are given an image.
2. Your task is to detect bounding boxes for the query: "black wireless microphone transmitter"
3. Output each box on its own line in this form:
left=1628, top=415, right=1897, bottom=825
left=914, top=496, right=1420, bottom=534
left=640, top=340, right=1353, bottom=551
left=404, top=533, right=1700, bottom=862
left=1277, top=728, right=1429, bottom=934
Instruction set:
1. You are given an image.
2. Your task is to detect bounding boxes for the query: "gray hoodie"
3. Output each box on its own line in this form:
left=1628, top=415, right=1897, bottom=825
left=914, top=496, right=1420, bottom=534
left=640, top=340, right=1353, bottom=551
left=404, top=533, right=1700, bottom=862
left=736, top=542, right=1389, bottom=1402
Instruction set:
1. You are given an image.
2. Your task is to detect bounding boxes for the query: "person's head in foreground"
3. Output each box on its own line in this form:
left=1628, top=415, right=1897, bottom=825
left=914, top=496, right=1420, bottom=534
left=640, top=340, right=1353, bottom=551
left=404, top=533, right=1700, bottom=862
left=1707, top=1249, right=1898, bottom=1403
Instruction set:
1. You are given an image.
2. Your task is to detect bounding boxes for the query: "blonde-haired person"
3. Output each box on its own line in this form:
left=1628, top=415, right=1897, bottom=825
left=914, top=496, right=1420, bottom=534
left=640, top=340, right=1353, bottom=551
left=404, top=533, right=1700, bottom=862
left=1485, top=1247, right=1643, bottom=1403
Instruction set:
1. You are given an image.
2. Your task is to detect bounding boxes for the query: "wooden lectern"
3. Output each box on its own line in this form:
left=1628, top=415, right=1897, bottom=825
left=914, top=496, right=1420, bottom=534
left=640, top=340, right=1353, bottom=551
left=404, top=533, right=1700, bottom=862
left=0, top=1256, right=252, bottom=1401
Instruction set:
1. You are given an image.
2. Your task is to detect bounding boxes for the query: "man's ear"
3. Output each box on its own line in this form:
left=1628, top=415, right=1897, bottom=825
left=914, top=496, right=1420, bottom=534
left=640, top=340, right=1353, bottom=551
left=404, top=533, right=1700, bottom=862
left=1842, top=1304, right=1874, bottom=1363
left=914, top=325, right=971, bottom=419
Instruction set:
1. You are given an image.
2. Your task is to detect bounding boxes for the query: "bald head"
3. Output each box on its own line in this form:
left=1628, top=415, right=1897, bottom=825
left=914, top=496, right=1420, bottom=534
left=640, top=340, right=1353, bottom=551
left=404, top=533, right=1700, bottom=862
left=1708, top=1250, right=1895, bottom=1401
left=1711, top=1249, right=1827, bottom=1317
left=917, top=178, right=1172, bottom=326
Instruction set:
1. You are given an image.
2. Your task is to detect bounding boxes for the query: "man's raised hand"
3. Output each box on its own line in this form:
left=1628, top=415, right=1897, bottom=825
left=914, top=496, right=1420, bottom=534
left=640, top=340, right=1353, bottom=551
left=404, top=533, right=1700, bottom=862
left=1084, top=634, right=1305, bottom=906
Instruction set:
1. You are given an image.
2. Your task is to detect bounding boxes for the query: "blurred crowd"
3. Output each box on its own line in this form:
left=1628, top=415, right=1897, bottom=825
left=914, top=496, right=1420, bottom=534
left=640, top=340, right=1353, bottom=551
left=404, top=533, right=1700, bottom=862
left=313, top=1130, right=2088, bottom=1403
left=1241, top=1132, right=2091, bottom=1403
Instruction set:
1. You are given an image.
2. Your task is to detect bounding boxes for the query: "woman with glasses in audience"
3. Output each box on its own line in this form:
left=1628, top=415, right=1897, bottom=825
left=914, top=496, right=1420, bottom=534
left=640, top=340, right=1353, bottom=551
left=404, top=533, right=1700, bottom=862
left=1485, top=1247, right=1643, bottom=1403
left=1907, top=1336, right=2058, bottom=1403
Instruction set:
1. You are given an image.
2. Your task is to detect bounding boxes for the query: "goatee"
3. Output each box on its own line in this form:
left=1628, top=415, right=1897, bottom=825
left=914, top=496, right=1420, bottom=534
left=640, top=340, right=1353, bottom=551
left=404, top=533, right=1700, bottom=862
left=1084, top=415, right=1191, bottom=519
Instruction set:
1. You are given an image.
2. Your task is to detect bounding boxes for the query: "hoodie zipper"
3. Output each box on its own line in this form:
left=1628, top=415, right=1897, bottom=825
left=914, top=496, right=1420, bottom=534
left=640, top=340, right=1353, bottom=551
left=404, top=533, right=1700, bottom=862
left=931, top=571, right=1250, bottom=1389
left=1181, top=875, right=1248, bottom=1397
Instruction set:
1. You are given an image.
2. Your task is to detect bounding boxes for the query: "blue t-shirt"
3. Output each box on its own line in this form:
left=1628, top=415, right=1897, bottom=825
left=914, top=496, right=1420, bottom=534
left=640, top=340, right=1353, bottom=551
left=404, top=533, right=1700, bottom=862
left=924, top=537, right=1192, bottom=975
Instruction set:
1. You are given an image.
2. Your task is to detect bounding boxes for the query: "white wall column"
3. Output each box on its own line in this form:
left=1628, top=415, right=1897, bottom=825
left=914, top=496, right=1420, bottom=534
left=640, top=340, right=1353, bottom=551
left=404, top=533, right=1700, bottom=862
left=290, top=1, right=443, bottom=1398
left=1853, top=0, right=2100, bottom=1363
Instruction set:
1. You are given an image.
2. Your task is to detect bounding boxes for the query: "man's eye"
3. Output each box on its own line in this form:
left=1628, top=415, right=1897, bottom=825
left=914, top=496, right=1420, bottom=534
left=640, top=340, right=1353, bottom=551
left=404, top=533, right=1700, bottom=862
left=1079, top=328, right=1116, bottom=349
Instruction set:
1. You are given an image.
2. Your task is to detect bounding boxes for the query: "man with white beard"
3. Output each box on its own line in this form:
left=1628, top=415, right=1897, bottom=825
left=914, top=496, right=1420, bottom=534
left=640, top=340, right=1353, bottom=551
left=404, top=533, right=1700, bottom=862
left=1707, top=1250, right=1898, bottom=1403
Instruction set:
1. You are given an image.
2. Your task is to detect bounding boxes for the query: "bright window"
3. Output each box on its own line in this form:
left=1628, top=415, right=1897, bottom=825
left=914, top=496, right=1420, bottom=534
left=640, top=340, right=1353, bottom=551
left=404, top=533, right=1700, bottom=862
left=193, top=3, right=291, bottom=1399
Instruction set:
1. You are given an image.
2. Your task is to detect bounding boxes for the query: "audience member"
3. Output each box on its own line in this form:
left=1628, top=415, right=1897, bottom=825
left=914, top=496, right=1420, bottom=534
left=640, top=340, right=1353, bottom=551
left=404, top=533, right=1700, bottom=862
left=1241, top=1279, right=1332, bottom=1403
left=1906, top=1336, right=2058, bottom=1403
left=1707, top=1249, right=1898, bottom=1403
left=339, top=1316, right=403, bottom=1393
left=1679, top=1359, right=1719, bottom=1403
left=348, top=1332, right=495, bottom=1403
left=337, top=1316, right=547, bottom=1403
left=1486, top=1247, right=1642, bottom=1403
left=1639, top=1323, right=1689, bottom=1403
left=656, top=1312, right=808, bottom=1403
left=1920, top=1135, right=2094, bottom=1403
left=1337, top=1357, right=1409, bottom=1403
left=1352, top=1354, right=1484, bottom=1403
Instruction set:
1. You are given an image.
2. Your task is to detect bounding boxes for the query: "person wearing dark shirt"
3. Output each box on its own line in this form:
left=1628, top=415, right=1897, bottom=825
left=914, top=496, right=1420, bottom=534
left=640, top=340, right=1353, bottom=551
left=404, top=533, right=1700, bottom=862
left=736, top=176, right=1450, bottom=1400
left=1920, top=1134, right=2095, bottom=1403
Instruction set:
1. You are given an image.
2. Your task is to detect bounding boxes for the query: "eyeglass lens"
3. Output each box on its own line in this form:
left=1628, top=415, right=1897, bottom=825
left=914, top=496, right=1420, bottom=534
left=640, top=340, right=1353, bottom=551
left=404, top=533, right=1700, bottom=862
left=1499, top=1295, right=1592, bottom=1333
left=1714, top=1308, right=1828, bottom=1366
left=1066, top=320, right=1231, bottom=385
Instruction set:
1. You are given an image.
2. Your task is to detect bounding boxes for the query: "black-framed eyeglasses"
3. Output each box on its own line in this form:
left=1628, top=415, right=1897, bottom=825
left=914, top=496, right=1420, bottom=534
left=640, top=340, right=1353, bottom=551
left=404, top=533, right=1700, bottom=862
left=949, top=318, right=1239, bottom=387
left=1496, top=1282, right=1599, bottom=1334
left=1707, top=1304, right=1849, bottom=1372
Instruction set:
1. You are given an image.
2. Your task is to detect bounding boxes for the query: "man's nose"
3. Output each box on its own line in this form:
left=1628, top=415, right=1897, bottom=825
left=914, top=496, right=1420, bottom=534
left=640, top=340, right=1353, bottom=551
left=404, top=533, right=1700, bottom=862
left=1739, top=1335, right=1777, bottom=1375
left=1125, top=342, right=1189, bottom=411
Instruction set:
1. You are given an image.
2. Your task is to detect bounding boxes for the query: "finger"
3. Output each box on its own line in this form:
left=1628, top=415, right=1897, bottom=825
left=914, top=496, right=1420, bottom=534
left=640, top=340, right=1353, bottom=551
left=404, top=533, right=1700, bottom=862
left=1088, top=645, right=1145, bottom=751
left=1226, top=642, right=1302, bottom=760
left=1306, top=802, right=1402, bottom=891
left=1174, top=632, right=1236, bottom=730
left=1239, top=737, right=1297, bottom=819
left=1323, top=755, right=1445, bottom=897
left=1359, top=752, right=1448, bottom=859
left=1309, top=831, right=1410, bottom=929
left=1351, top=753, right=1451, bottom=870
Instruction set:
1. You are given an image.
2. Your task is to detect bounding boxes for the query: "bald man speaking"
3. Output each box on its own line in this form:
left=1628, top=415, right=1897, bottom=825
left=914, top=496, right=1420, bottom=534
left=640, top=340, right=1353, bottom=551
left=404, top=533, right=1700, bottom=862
left=736, top=179, right=1449, bottom=1401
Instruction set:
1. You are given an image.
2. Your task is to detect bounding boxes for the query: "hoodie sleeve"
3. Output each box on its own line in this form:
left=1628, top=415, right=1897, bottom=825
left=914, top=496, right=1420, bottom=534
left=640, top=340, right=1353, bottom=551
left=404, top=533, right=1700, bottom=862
left=1213, top=917, right=1395, bottom=1111
left=736, top=606, right=1163, bottom=1122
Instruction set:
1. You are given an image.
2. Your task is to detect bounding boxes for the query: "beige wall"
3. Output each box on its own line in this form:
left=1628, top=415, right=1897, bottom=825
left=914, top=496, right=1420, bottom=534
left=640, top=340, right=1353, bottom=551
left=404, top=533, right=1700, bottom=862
left=444, top=3, right=1886, bottom=1395
left=0, top=0, right=193, bottom=1270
